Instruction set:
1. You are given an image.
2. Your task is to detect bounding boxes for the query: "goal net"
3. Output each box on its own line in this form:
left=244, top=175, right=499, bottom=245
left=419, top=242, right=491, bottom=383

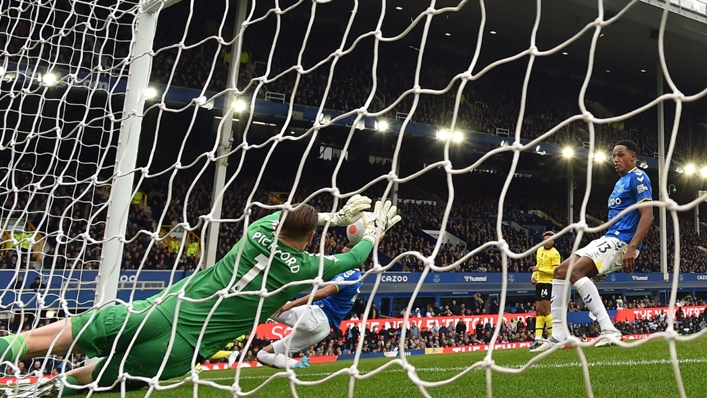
left=1, top=0, right=707, bottom=397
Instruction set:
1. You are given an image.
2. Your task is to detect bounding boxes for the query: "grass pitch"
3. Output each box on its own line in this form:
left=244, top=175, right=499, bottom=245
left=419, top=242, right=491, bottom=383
left=103, top=335, right=707, bottom=398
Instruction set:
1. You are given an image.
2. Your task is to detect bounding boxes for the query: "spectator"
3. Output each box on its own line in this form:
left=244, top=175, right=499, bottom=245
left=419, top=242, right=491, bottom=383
left=455, top=319, right=467, bottom=335
left=29, top=278, right=45, bottom=290
left=13, top=276, right=24, bottom=290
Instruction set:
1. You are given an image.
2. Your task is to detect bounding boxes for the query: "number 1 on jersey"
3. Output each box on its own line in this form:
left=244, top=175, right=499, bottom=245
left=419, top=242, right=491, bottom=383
left=230, top=254, right=269, bottom=292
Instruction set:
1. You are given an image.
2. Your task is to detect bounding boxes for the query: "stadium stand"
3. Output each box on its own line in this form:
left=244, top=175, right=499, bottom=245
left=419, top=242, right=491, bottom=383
left=4, top=0, right=707, bottom=375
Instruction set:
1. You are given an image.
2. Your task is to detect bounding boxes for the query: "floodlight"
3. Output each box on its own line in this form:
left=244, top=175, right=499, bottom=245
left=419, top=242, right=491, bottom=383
left=233, top=99, right=247, bottom=112
left=144, top=87, right=157, bottom=99
left=42, top=73, right=57, bottom=87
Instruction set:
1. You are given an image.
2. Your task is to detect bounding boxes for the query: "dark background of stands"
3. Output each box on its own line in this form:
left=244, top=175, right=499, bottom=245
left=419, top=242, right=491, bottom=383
left=2, top=0, right=707, bottom=366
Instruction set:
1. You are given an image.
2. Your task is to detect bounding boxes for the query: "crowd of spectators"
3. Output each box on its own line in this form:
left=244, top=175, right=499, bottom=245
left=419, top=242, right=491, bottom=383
left=4, top=152, right=707, bottom=276
left=142, top=4, right=707, bottom=163
left=5, top=0, right=707, bottom=276
left=4, top=1, right=706, bottom=164
left=228, top=312, right=538, bottom=361
left=6, top=0, right=707, bottom=383
left=203, top=297, right=707, bottom=362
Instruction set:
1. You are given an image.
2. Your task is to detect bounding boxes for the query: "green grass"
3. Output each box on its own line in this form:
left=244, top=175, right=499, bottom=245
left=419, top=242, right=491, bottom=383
left=104, top=335, right=707, bottom=398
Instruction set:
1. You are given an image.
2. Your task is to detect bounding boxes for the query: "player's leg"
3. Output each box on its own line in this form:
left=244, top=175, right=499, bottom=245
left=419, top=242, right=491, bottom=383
left=203, top=349, right=241, bottom=369
left=256, top=337, right=310, bottom=369
left=558, top=243, right=623, bottom=343
left=531, top=283, right=552, bottom=349
left=1, top=306, right=141, bottom=397
left=210, top=350, right=237, bottom=361
left=66, top=306, right=196, bottom=394
left=256, top=305, right=303, bottom=368
left=532, top=254, right=596, bottom=353
left=258, top=306, right=328, bottom=369
left=538, top=298, right=552, bottom=337
left=543, top=237, right=624, bottom=350
left=86, top=332, right=195, bottom=393
left=0, top=319, right=79, bottom=364
left=552, top=255, right=598, bottom=339
left=588, top=241, right=636, bottom=346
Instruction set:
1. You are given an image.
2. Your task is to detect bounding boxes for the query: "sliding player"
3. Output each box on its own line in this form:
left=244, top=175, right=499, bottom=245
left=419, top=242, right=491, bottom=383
left=254, top=243, right=362, bottom=369
left=532, top=140, right=653, bottom=352
left=0, top=197, right=400, bottom=396
left=529, top=231, right=561, bottom=350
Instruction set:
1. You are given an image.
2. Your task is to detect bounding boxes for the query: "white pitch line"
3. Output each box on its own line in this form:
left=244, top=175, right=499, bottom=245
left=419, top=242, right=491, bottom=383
left=173, top=357, right=707, bottom=384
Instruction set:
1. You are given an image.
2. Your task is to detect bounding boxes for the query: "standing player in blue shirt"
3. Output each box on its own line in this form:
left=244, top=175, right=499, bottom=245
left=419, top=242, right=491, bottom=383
left=532, top=140, right=653, bottom=352
left=251, top=244, right=363, bottom=369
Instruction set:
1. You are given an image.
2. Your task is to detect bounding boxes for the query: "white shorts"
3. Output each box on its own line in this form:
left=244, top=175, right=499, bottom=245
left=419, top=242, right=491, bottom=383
left=575, top=236, right=639, bottom=276
left=271, top=305, right=331, bottom=355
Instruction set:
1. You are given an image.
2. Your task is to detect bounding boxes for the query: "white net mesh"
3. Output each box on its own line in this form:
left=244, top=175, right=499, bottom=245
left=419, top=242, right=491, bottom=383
left=1, top=0, right=707, bottom=397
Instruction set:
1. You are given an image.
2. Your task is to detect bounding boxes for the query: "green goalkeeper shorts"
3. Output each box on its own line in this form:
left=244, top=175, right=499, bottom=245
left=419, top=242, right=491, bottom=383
left=71, top=301, right=197, bottom=390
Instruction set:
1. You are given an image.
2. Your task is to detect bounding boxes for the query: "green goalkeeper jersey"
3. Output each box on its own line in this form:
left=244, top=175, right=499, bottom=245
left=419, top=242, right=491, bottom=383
left=146, top=211, right=373, bottom=358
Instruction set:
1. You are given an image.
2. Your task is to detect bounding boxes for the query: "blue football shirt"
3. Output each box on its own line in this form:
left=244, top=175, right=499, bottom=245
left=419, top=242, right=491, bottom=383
left=606, top=167, right=653, bottom=247
left=315, top=269, right=362, bottom=328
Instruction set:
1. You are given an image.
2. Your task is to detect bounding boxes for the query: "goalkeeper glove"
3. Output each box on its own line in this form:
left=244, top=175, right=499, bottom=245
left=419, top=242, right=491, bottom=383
left=317, top=194, right=372, bottom=227
left=362, top=200, right=402, bottom=244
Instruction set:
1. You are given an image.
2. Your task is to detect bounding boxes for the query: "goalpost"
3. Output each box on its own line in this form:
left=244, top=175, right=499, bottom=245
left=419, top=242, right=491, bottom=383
left=1, top=0, right=707, bottom=397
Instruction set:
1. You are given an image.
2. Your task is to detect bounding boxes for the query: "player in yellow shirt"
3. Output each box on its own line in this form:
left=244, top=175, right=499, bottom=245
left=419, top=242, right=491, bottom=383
left=529, top=231, right=561, bottom=350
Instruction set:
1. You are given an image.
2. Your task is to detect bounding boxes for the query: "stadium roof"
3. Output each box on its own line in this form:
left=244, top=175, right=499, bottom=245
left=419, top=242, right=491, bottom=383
left=377, top=0, right=707, bottom=95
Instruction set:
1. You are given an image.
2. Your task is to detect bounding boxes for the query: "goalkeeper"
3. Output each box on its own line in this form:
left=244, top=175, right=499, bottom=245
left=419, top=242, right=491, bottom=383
left=0, top=196, right=401, bottom=396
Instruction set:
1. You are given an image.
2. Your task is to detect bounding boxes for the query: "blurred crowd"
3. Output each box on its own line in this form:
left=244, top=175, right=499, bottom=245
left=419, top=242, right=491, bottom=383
left=3, top=1, right=707, bottom=164
left=205, top=301, right=707, bottom=362
left=4, top=1, right=707, bottom=274
left=3, top=155, right=707, bottom=275
left=146, top=5, right=707, bottom=163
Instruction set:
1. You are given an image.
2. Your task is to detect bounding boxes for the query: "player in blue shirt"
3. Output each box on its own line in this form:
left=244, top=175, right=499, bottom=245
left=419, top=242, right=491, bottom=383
left=532, top=140, right=654, bottom=352
left=252, top=244, right=363, bottom=369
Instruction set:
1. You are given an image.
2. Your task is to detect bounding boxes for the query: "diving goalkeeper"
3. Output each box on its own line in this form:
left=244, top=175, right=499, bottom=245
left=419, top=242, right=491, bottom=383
left=0, top=196, right=401, bottom=396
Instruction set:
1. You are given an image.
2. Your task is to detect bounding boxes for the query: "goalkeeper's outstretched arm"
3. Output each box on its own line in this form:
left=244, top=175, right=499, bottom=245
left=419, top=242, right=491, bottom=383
left=320, top=199, right=402, bottom=280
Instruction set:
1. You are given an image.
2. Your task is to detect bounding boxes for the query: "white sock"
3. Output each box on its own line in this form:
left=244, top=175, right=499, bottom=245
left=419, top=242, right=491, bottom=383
left=257, top=350, right=298, bottom=369
left=574, top=276, right=615, bottom=331
left=550, top=279, right=569, bottom=341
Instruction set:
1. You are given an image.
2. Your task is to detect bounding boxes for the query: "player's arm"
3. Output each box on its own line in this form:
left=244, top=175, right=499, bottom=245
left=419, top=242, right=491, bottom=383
left=276, top=284, right=339, bottom=316
left=315, top=199, right=400, bottom=279
left=551, top=251, right=561, bottom=270
left=530, top=249, right=540, bottom=272
left=624, top=175, right=654, bottom=273
left=530, top=249, right=545, bottom=276
left=316, top=240, right=373, bottom=280
left=629, top=207, right=653, bottom=249
left=536, top=264, right=554, bottom=279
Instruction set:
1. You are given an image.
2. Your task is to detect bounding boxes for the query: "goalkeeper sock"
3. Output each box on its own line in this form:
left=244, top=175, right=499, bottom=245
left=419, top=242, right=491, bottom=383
left=257, top=350, right=298, bottom=369
left=61, top=375, right=83, bottom=396
left=0, top=334, right=27, bottom=362
left=534, top=316, right=545, bottom=340
left=574, top=277, right=615, bottom=331
left=550, top=279, right=569, bottom=341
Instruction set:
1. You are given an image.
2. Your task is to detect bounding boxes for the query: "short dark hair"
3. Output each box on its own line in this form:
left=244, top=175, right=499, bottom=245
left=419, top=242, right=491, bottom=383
left=279, top=204, right=318, bottom=241
left=615, top=140, right=638, bottom=155
left=542, top=231, right=555, bottom=238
